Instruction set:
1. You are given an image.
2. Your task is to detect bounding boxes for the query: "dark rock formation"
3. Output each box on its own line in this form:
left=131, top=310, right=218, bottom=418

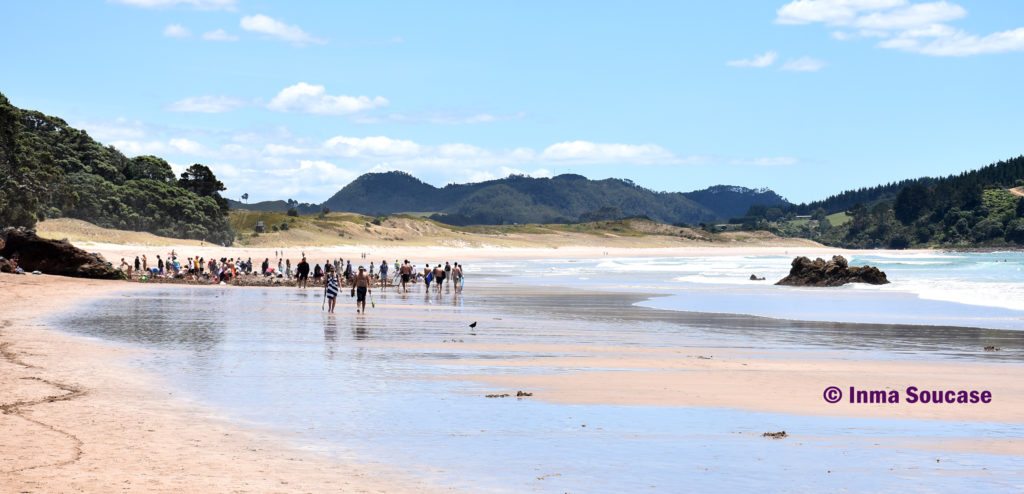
left=0, top=227, right=123, bottom=279
left=775, top=255, right=889, bottom=287
left=749, top=274, right=766, bottom=281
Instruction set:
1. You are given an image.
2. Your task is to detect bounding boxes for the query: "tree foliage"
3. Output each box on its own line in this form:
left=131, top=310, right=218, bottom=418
left=0, top=92, right=233, bottom=244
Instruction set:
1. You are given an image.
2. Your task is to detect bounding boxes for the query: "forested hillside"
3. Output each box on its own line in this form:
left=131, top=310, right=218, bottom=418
left=683, top=185, right=790, bottom=220
left=319, top=172, right=768, bottom=226
left=0, top=93, right=234, bottom=244
left=742, top=156, right=1024, bottom=248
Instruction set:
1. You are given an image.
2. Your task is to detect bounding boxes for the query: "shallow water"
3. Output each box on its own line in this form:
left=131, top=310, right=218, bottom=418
left=59, top=273, right=1024, bottom=493
left=474, top=252, right=1024, bottom=330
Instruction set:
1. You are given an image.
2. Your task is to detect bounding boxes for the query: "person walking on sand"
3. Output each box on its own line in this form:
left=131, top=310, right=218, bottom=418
left=324, top=266, right=340, bottom=313
left=297, top=257, right=310, bottom=289
left=399, top=260, right=412, bottom=293
left=352, top=266, right=372, bottom=314
left=141, top=254, right=148, bottom=272
left=433, top=264, right=445, bottom=293
left=379, top=259, right=389, bottom=289
left=453, top=262, right=463, bottom=291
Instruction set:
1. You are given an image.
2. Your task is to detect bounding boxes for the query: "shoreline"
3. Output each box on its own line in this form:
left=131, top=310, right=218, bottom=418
left=0, top=274, right=447, bottom=492
left=5, top=245, right=1024, bottom=489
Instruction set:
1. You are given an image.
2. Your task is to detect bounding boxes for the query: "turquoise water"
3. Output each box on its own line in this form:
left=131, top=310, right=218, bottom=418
left=58, top=256, right=1024, bottom=493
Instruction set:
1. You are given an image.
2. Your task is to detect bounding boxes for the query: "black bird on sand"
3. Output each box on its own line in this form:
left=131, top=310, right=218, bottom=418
left=469, top=321, right=477, bottom=328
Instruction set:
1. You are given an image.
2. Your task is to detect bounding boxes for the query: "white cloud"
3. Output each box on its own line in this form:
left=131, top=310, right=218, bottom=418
left=201, top=29, right=239, bottom=42
left=268, top=82, right=388, bottom=115
left=540, top=141, right=682, bottom=165
left=776, top=0, right=907, bottom=25
left=782, top=56, right=826, bottom=71
left=163, top=24, right=191, bottom=38
left=240, top=14, right=324, bottom=45
left=77, top=119, right=147, bottom=141
left=880, top=27, right=1024, bottom=56
left=112, top=0, right=236, bottom=10
left=323, top=136, right=421, bottom=157
left=777, top=0, right=1024, bottom=57
left=111, top=140, right=169, bottom=156
left=169, top=138, right=205, bottom=154
left=167, top=96, right=245, bottom=113
left=353, top=111, right=525, bottom=125
left=726, top=51, right=778, bottom=68
left=852, top=1, right=964, bottom=30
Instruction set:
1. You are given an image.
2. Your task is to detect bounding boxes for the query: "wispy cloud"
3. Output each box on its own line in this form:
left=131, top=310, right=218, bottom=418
left=240, top=14, right=325, bottom=45
left=353, top=111, right=526, bottom=125
left=776, top=0, right=1024, bottom=56
left=112, top=0, right=236, bottom=10
left=267, top=83, right=388, bottom=115
left=782, top=56, right=826, bottom=71
left=727, top=51, right=778, bottom=68
left=167, top=96, right=246, bottom=113
left=163, top=24, right=191, bottom=38
left=201, top=29, right=239, bottom=42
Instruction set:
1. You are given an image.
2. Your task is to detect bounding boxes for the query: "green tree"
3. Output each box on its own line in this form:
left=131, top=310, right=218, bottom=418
left=178, top=163, right=227, bottom=213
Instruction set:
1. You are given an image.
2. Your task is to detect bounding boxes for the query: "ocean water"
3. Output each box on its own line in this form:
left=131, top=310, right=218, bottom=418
left=56, top=253, right=1024, bottom=492
left=472, top=251, right=1024, bottom=330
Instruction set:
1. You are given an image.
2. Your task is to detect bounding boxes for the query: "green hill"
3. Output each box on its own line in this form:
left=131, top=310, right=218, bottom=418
left=0, top=92, right=234, bottom=244
left=321, top=171, right=785, bottom=226
left=745, top=155, right=1024, bottom=248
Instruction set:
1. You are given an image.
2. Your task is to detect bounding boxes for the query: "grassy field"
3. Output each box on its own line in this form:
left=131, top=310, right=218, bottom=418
left=827, top=212, right=852, bottom=226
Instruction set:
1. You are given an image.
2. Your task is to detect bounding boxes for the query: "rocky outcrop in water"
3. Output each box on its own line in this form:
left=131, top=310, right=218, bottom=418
left=775, top=255, right=889, bottom=287
left=0, top=227, right=123, bottom=279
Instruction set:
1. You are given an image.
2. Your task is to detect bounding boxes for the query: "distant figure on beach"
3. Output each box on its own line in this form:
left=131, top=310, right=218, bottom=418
left=353, top=266, right=372, bottom=313
left=157, top=255, right=164, bottom=275
left=379, top=259, right=389, bottom=288
left=313, top=263, right=323, bottom=284
left=296, top=257, right=310, bottom=289
left=324, top=266, right=339, bottom=313
left=399, top=260, right=412, bottom=292
left=344, top=260, right=353, bottom=282
left=262, top=258, right=270, bottom=275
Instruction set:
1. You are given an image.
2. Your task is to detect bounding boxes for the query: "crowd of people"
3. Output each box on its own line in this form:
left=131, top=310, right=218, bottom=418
left=116, top=251, right=467, bottom=314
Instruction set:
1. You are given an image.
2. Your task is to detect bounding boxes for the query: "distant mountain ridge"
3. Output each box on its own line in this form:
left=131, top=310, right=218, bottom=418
left=234, top=171, right=792, bottom=226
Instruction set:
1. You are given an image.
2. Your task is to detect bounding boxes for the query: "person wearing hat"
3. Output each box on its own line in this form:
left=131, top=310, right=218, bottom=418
left=352, top=265, right=373, bottom=314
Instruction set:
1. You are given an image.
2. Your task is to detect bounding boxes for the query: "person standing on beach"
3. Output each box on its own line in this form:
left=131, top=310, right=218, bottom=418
left=286, top=258, right=292, bottom=279
left=379, top=259, right=389, bottom=289
left=344, top=260, right=353, bottom=283
left=134, top=256, right=141, bottom=273
left=157, top=255, right=164, bottom=276
left=324, top=266, right=340, bottom=313
left=297, top=257, right=310, bottom=289
left=352, top=266, right=372, bottom=313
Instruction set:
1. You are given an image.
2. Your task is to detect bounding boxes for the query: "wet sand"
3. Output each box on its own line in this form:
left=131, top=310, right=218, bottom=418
left=0, top=274, right=448, bottom=493
left=4, top=258, right=1024, bottom=491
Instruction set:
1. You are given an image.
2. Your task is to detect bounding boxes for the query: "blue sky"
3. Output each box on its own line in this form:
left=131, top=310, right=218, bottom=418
left=3, top=0, right=1024, bottom=204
